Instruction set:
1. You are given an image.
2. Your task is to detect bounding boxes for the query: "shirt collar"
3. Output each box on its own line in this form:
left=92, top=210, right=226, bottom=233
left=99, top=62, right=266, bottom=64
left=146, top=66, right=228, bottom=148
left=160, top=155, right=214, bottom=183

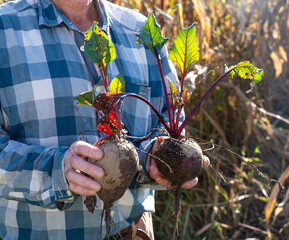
left=38, top=0, right=110, bottom=33
left=38, top=0, right=63, bottom=27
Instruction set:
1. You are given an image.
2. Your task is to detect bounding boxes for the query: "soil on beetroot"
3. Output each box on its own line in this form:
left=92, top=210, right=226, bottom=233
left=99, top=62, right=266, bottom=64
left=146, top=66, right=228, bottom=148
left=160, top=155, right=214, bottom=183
left=153, top=138, right=203, bottom=186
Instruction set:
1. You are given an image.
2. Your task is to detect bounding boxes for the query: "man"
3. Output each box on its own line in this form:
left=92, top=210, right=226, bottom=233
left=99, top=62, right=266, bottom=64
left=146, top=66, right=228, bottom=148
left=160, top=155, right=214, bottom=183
left=0, top=0, right=208, bottom=239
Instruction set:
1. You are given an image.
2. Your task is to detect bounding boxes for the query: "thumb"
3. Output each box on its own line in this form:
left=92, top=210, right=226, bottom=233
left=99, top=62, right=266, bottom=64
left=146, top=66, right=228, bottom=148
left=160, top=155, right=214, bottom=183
left=151, top=136, right=166, bottom=153
left=156, top=136, right=166, bottom=144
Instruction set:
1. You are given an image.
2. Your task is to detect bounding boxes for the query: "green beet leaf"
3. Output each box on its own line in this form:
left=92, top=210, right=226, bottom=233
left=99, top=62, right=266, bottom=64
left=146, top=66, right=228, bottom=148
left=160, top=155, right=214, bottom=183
left=228, top=61, right=264, bottom=93
left=135, top=13, right=168, bottom=57
left=168, top=23, right=199, bottom=75
left=74, top=90, right=94, bottom=107
left=108, top=74, right=125, bottom=93
left=84, top=22, right=116, bottom=70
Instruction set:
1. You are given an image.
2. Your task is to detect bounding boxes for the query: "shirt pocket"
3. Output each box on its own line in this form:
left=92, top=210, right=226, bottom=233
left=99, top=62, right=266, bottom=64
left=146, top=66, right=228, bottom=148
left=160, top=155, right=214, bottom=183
left=121, top=82, right=152, bottom=137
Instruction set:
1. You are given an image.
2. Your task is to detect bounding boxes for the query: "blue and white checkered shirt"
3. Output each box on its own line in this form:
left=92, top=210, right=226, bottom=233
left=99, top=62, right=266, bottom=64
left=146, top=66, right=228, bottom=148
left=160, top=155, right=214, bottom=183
left=0, top=0, right=179, bottom=239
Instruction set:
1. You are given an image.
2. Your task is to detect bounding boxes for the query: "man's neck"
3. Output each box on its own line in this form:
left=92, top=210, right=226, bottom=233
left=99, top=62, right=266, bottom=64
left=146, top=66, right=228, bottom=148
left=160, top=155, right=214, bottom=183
left=52, top=0, right=99, bottom=31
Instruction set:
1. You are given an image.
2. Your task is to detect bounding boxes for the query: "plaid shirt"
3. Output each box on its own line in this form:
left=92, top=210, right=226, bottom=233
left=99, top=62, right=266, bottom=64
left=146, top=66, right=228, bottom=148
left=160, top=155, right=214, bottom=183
left=0, top=0, right=179, bottom=239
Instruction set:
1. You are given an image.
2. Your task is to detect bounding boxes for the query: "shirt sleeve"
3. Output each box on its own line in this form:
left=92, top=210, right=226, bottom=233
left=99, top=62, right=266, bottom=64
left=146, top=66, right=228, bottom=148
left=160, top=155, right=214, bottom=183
left=0, top=113, right=76, bottom=209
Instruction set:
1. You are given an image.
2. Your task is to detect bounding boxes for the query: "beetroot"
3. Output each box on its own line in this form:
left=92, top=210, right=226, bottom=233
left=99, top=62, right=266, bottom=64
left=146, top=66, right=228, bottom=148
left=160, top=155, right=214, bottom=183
left=89, top=136, right=138, bottom=207
left=152, top=137, right=203, bottom=239
left=74, top=22, right=142, bottom=238
left=88, top=136, right=139, bottom=236
left=153, top=138, right=203, bottom=186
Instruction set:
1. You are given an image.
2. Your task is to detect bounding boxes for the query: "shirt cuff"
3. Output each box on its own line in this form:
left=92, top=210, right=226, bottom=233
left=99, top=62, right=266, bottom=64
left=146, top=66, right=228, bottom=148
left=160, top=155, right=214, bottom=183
left=51, top=147, right=78, bottom=210
left=137, top=138, right=168, bottom=190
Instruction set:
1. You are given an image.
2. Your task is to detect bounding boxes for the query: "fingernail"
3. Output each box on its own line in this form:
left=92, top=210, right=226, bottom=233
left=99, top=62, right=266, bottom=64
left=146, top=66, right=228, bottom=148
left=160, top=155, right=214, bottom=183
left=192, top=177, right=198, bottom=185
left=94, top=168, right=104, bottom=179
left=92, top=182, right=101, bottom=192
left=203, top=155, right=210, bottom=168
left=155, top=176, right=161, bottom=183
left=94, top=148, right=103, bottom=159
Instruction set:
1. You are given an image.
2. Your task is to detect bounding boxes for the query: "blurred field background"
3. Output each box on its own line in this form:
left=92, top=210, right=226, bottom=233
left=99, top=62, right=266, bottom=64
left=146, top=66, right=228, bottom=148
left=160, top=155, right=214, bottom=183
left=1, top=0, right=288, bottom=239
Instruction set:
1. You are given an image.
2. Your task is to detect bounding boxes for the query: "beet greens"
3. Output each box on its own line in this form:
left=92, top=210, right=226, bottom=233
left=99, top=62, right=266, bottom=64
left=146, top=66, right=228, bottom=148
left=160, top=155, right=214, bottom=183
left=74, top=23, right=125, bottom=135
left=76, top=15, right=263, bottom=139
left=134, top=13, right=263, bottom=138
left=74, top=23, right=140, bottom=239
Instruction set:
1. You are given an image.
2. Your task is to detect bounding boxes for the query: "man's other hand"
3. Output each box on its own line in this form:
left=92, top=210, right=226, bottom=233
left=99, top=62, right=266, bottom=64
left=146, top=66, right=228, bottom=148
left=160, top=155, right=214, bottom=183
left=148, top=137, right=210, bottom=189
left=64, top=141, right=104, bottom=196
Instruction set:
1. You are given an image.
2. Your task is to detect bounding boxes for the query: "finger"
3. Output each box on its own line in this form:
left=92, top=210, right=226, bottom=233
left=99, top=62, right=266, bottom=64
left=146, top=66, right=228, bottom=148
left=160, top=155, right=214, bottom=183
left=68, top=182, right=99, bottom=196
left=65, top=168, right=101, bottom=192
left=73, top=141, right=103, bottom=160
left=149, top=159, right=172, bottom=187
left=69, top=154, right=104, bottom=179
left=152, top=136, right=167, bottom=153
left=148, top=158, right=159, bottom=179
left=203, top=155, right=210, bottom=169
left=181, top=177, right=198, bottom=189
left=156, top=136, right=166, bottom=144
left=155, top=175, right=171, bottom=187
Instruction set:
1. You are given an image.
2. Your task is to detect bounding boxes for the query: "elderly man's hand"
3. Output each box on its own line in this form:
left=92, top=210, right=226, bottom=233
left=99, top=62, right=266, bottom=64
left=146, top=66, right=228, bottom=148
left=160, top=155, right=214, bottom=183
left=64, top=141, right=104, bottom=196
left=148, top=137, right=210, bottom=189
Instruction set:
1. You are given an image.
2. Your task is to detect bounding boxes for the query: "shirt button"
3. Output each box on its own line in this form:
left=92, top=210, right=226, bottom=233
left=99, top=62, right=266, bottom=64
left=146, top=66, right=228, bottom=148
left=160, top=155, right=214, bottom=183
left=80, top=45, right=84, bottom=51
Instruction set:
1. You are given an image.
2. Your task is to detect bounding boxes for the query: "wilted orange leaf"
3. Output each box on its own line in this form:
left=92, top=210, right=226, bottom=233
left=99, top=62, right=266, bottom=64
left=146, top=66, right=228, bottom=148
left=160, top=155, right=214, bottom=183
left=270, top=51, right=283, bottom=78
left=265, top=166, right=289, bottom=239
